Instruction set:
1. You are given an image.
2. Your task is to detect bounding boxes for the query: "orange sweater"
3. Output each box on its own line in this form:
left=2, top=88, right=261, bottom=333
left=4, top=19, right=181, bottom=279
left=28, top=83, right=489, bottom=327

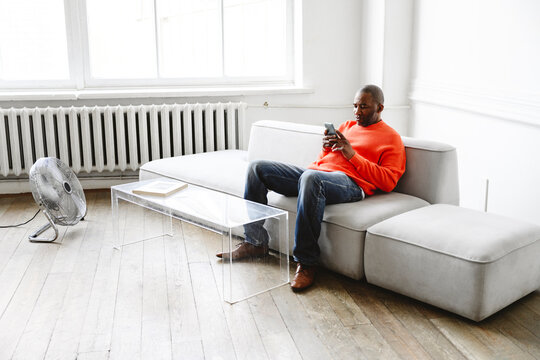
left=308, top=120, right=406, bottom=195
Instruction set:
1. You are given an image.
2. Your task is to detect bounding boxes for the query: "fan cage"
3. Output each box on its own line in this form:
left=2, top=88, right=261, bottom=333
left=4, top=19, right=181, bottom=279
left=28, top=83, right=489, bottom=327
left=29, top=157, right=86, bottom=226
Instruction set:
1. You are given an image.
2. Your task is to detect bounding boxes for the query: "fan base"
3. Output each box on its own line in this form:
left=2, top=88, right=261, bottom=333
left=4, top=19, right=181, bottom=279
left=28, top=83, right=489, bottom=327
left=29, top=213, right=59, bottom=243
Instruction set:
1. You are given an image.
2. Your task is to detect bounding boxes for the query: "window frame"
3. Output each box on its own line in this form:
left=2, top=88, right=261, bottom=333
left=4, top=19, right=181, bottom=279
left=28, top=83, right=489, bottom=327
left=0, top=0, right=296, bottom=91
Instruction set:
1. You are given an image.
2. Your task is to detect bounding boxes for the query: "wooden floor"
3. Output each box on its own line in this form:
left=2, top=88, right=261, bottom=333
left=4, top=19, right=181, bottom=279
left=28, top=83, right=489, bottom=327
left=0, top=190, right=539, bottom=360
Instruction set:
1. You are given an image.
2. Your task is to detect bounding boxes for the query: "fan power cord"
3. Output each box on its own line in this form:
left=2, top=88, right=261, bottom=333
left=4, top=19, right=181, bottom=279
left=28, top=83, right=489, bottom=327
left=0, top=209, right=41, bottom=228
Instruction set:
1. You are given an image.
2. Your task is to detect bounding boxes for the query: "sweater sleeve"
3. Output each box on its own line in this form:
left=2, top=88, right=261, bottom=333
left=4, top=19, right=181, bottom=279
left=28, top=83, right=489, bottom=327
left=314, top=145, right=331, bottom=161
left=348, top=143, right=406, bottom=192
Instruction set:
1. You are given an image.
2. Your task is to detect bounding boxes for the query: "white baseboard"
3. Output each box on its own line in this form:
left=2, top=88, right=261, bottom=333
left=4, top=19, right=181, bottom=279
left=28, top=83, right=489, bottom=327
left=0, top=176, right=138, bottom=195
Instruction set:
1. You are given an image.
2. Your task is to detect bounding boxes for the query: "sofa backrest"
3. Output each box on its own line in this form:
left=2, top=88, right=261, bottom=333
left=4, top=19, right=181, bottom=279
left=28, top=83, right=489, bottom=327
left=396, top=137, right=459, bottom=205
left=248, top=120, right=323, bottom=168
left=247, top=120, right=459, bottom=205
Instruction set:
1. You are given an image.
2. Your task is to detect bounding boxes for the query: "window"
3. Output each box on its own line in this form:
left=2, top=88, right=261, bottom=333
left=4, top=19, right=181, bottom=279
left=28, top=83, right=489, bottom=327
left=0, top=0, right=294, bottom=90
left=0, top=0, right=70, bottom=83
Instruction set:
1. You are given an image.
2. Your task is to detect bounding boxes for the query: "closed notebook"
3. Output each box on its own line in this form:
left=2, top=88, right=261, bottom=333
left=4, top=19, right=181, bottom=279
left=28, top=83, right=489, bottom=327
left=132, top=180, right=188, bottom=197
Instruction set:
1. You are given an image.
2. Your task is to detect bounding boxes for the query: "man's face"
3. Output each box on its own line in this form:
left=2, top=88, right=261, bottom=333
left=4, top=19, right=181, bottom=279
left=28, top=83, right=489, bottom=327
left=353, top=92, right=382, bottom=127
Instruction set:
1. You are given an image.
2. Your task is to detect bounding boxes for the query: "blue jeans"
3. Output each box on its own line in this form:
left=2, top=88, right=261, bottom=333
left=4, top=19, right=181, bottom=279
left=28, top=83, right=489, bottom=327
left=244, top=160, right=365, bottom=265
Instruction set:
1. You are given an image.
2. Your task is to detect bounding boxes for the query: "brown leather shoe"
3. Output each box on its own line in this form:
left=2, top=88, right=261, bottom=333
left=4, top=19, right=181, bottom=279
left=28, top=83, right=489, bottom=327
left=216, top=242, right=269, bottom=261
left=291, top=263, right=316, bottom=291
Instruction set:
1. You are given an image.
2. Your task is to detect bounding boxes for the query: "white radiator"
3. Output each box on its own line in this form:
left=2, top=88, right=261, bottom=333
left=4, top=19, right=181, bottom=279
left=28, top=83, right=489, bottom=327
left=0, top=102, right=246, bottom=177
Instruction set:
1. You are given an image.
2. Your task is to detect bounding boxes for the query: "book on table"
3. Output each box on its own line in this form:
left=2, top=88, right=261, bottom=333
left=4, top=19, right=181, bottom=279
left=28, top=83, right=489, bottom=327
left=132, top=180, right=188, bottom=197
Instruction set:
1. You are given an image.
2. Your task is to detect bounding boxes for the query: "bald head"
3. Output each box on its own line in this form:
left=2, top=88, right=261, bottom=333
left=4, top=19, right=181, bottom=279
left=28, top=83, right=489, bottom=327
left=356, top=85, right=384, bottom=106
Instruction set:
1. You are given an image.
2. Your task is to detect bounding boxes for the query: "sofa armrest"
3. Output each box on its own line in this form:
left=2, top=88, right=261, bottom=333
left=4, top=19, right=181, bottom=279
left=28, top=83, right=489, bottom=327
left=396, top=137, right=460, bottom=205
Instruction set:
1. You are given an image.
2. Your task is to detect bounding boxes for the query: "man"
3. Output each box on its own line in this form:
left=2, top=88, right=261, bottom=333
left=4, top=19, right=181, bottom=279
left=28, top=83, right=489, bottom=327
left=217, top=85, right=406, bottom=291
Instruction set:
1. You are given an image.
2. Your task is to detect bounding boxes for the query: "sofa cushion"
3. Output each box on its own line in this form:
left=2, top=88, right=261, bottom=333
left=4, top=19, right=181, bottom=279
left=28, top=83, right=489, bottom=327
left=365, top=204, right=540, bottom=321
left=367, top=204, right=540, bottom=262
left=139, top=150, right=248, bottom=197
left=268, top=191, right=429, bottom=231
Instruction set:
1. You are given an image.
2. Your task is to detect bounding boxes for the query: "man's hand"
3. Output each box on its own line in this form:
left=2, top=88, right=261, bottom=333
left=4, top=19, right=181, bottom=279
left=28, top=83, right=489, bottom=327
left=323, top=129, right=338, bottom=150
left=331, top=130, right=355, bottom=160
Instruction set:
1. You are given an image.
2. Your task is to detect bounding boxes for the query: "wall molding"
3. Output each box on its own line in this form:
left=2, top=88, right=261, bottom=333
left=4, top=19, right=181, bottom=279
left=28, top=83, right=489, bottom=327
left=0, top=176, right=137, bottom=195
left=410, top=80, right=540, bottom=127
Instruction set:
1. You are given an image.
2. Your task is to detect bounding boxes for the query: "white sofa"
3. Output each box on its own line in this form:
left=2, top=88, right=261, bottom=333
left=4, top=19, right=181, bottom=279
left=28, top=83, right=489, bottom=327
left=139, top=120, right=540, bottom=321
left=139, top=120, right=459, bottom=280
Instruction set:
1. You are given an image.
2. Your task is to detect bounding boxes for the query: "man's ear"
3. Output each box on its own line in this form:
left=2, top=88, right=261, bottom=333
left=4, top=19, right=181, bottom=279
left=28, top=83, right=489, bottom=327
left=378, top=104, right=384, bottom=113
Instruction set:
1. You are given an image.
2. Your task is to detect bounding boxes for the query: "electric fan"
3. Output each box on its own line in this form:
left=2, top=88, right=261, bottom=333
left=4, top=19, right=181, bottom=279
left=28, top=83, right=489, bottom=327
left=28, top=157, right=87, bottom=243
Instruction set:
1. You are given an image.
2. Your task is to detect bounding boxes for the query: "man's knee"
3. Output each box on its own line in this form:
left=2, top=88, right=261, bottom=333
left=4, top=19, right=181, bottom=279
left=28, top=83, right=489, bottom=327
left=300, top=169, right=322, bottom=182
left=245, top=161, right=269, bottom=200
left=299, top=170, right=322, bottom=191
left=247, top=160, right=259, bottom=172
left=247, top=160, right=270, bottom=179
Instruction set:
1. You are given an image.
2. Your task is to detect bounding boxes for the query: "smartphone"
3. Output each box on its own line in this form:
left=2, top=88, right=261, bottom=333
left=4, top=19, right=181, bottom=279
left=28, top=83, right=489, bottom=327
left=324, top=122, right=336, bottom=135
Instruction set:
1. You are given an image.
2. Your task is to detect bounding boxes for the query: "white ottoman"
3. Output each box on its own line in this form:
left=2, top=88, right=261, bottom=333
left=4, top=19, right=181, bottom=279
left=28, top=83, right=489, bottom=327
left=364, top=204, right=540, bottom=321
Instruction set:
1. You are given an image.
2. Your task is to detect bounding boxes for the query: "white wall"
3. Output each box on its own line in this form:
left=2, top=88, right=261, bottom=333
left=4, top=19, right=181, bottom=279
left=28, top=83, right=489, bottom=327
left=361, top=0, right=414, bottom=135
left=245, top=0, right=364, bottom=128
left=410, top=0, right=540, bottom=224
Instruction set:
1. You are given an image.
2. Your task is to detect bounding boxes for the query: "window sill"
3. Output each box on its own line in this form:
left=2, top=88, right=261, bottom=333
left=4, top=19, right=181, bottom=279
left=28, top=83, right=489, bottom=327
left=0, top=85, right=314, bottom=102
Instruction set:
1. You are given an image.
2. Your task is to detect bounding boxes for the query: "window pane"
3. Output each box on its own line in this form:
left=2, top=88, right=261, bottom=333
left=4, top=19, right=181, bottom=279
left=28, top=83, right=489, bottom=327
left=223, top=0, right=287, bottom=77
left=86, top=0, right=157, bottom=79
left=0, top=0, right=69, bottom=81
left=157, top=0, right=222, bottom=78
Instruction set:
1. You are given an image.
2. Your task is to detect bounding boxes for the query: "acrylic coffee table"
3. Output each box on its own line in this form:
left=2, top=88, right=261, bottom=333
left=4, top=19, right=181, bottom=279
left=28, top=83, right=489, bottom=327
left=111, top=178, right=289, bottom=303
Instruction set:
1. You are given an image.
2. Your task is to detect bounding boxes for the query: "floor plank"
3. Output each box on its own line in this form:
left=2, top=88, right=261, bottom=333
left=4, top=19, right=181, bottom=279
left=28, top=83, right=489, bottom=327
left=343, top=280, right=433, bottom=360
left=164, top=221, right=205, bottom=360
left=141, top=235, right=172, bottom=360
left=233, top=238, right=301, bottom=360
left=479, top=312, right=539, bottom=360
left=181, top=220, right=236, bottom=359
left=0, top=238, right=61, bottom=359
left=248, top=291, right=302, bottom=360
left=430, top=315, right=537, bottom=360
left=11, top=272, right=71, bottom=360
left=297, top=274, right=365, bottom=360
left=210, top=239, right=270, bottom=359
left=0, top=227, right=40, bottom=316
left=347, top=323, right=401, bottom=360
left=0, top=196, right=39, bottom=275
left=271, top=284, right=334, bottom=360
left=78, top=191, right=122, bottom=354
left=190, top=262, right=237, bottom=360
left=506, top=300, right=540, bottom=339
left=318, top=271, right=370, bottom=327
left=0, top=196, right=15, bottom=219
left=486, top=312, right=540, bottom=359
left=521, top=290, right=540, bottom=316
left=373, top=287, right=467, bottom=360
left=109, top=204, right=145, bottom=360
left=76, top=350, right=110, bottom=360
left=43, top=211, right=102, bottom=359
